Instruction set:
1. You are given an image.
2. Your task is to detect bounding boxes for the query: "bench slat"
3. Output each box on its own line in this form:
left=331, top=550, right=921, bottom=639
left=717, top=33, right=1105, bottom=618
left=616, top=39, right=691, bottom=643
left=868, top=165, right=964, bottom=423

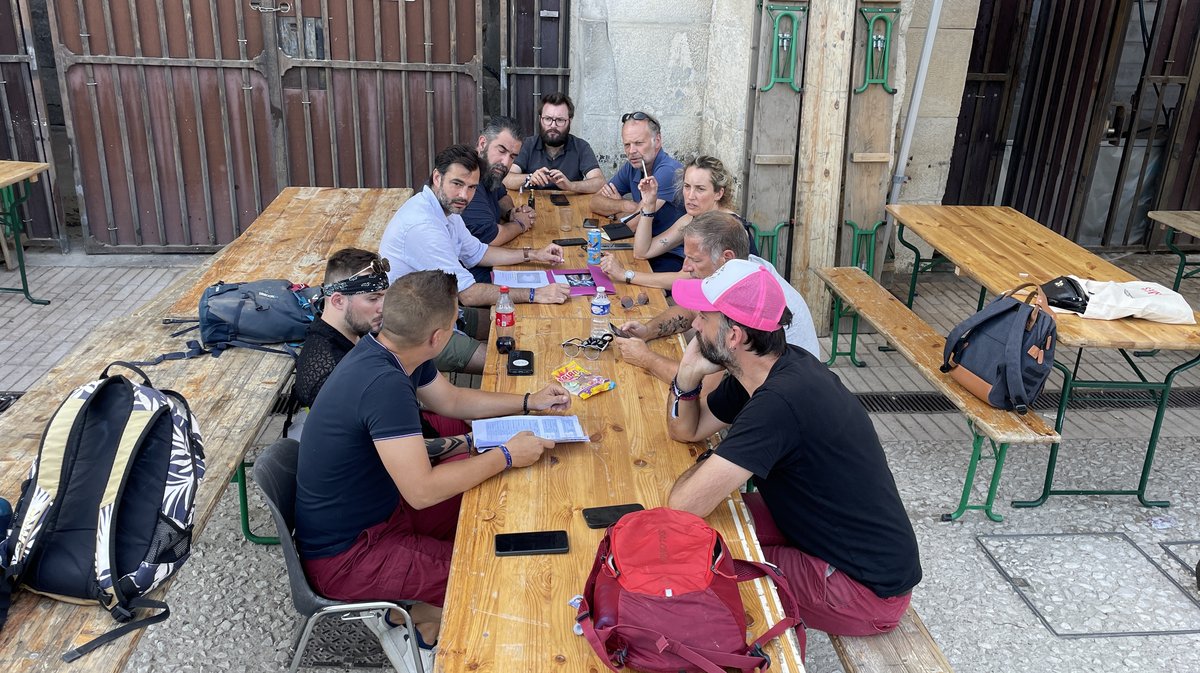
left=829, top=608, right=954, bottom=673
left=817, top=266, right=1059, bottom=446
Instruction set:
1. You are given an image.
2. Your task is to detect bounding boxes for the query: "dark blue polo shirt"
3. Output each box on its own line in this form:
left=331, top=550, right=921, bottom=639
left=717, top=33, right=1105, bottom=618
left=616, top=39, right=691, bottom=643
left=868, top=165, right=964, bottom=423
left=461, top=182, right=506, bottom=244
left=513, top=134, right=601, bottom=187
left=294, top=334, right=438, bottom=559
left=608, top=151, right=685, bottom=272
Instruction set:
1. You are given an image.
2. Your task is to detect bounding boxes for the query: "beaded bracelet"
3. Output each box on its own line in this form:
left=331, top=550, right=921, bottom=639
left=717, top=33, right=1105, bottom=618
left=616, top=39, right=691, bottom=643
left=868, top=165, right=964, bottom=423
left=669, top=377, right=702, bottom=418
left=522, top=392, right=531, bottom=415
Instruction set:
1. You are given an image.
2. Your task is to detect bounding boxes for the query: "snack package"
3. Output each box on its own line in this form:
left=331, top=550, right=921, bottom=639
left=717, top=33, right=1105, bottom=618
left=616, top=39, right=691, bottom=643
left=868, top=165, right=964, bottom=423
left=551, top=360, right=615, bottom=400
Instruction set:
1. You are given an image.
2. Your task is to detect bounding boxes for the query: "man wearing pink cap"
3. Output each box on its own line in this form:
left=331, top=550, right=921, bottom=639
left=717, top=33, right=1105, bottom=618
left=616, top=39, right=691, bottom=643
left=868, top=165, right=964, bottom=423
left=665, top=259, right=921, bottom=637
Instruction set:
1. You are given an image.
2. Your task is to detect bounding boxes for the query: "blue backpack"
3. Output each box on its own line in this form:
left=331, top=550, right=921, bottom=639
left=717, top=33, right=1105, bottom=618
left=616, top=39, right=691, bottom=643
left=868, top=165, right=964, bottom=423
left=941, top=284, right=1057, bottom=414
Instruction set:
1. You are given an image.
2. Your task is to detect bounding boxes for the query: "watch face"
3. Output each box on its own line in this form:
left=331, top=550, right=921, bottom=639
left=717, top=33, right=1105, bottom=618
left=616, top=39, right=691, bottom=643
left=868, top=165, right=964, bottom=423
left=624, top=270, right=635, bottom=282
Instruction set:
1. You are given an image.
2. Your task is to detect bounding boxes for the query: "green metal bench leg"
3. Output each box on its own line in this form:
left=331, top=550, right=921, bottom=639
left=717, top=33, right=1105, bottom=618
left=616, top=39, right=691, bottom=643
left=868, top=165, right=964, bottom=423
left=827, top=220, right=882, bottom=367
left=234, top=461, right=280, bottom=545
left=826, top=297, right=866, bottom=367
left=0, top=182, right=50, bottom=305
left=943, top=423, right=1010, bottom=522
left=1164, top=227, right=1200, bottom=292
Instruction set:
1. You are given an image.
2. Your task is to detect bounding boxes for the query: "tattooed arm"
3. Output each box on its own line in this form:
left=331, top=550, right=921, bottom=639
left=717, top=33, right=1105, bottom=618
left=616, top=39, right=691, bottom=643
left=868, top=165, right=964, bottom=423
left=425, top=433, right=473, bottom=460
left=644, top=306, right=698, bottom=340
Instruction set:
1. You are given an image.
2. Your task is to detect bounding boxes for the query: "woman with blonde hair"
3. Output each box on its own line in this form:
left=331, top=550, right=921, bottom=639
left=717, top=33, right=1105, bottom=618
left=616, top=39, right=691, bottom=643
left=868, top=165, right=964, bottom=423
left=599, top=155, right=757, bottom=289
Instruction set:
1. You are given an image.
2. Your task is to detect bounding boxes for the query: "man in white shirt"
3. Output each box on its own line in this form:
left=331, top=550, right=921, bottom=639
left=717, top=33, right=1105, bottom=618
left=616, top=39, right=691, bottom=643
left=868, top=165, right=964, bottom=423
left=380, top=144, right=569, bottom=374
left=613, top=211, right=819, bottom=383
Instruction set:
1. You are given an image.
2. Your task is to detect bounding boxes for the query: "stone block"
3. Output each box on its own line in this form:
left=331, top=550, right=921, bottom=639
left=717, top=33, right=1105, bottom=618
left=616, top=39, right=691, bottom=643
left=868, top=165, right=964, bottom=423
left=901, top=27, right=975, bottom=118
left=576, top=0, right=714, bottom=25
left=909, top=0, right=982, bottom=31
left=898, top=115, right=959, bottom=204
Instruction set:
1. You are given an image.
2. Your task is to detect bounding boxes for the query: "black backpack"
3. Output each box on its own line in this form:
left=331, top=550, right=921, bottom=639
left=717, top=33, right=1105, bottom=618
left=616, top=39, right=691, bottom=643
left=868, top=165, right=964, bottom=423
left=0, top=362, right=205, bottom=661
left=153, top=279, right=321, bottom=363
left=941, top=284, right=1057, bottom=414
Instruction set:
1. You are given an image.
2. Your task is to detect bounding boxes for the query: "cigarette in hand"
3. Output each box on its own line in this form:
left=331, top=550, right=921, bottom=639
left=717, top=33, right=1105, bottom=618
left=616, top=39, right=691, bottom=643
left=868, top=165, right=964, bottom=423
left=641, top=159, right=647, bottom=181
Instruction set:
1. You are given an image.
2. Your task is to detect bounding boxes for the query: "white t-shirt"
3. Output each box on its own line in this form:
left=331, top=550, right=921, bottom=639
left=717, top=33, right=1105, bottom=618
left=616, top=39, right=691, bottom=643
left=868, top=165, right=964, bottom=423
left=748, top=254, right=820, bottom=358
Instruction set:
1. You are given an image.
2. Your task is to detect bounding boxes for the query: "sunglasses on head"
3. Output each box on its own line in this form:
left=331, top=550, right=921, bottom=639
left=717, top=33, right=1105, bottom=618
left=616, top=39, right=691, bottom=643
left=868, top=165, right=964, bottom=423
left=621, top=111, right=659, bottom=127
left=620, top=292, right=649, bottom=310
left=351, top=258, right=391, bottom=280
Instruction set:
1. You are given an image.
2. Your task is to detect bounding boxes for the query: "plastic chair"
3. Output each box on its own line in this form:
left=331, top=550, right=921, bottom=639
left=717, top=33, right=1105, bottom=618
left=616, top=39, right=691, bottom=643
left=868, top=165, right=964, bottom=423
left=254, top=438, right=424, bottom=673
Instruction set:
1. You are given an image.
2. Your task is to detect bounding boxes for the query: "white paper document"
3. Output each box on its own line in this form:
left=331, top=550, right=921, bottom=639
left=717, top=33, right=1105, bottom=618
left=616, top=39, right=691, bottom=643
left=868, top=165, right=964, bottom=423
left=490, top=270, right=549, bottom=289
left=472, top=415, right=589, bottom=448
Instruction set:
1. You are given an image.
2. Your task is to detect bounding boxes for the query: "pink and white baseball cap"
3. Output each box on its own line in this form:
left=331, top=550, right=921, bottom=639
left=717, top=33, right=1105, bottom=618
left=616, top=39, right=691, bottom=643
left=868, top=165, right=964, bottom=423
left=671, top=259, right=786, bottom=331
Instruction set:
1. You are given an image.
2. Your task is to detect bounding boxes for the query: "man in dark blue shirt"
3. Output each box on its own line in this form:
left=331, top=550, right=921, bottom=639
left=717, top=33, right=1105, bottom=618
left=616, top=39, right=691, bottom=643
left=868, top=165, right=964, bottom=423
left=460, top=116, right=535, bottom=248
left=504, top=92, right=605, bottom=194
left=296, top=270, right=571, bottom=661
left=590, top=111, right=686, bottom=272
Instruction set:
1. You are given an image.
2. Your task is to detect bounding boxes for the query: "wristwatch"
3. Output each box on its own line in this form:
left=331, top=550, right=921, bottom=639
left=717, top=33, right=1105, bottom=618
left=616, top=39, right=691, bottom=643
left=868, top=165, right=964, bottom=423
left=624, top=269, right=636, bottom=284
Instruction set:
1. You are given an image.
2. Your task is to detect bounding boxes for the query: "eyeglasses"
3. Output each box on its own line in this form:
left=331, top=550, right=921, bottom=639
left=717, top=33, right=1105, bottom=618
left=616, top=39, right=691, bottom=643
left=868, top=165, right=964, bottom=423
left=350, top=258, right=390, bottom=280
left=562, top=334, right=613, bottom=361
left=620, top=292, right=649, bottom=310
left=621, top=111, right=660, bottom=127
left=540, top=115, right=570, bottom=127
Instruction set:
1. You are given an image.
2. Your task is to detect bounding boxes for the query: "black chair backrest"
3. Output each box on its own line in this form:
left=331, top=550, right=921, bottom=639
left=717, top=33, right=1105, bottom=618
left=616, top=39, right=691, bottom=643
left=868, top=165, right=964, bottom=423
left=254, top=438, right=341, bottom=615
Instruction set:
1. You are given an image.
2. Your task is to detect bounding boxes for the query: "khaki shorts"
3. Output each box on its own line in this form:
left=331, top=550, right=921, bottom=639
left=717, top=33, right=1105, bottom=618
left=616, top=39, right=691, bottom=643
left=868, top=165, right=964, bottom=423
left=435, top=331, right=482, bottom=372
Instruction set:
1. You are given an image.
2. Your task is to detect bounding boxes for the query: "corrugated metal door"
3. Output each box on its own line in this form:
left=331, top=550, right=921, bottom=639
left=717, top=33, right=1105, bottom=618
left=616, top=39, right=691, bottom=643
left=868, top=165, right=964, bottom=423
left=501, top=0, right=568, bottom=132
left=48, top=0, right=481, bottom=252
left=0, top=0, right=60, bottom=249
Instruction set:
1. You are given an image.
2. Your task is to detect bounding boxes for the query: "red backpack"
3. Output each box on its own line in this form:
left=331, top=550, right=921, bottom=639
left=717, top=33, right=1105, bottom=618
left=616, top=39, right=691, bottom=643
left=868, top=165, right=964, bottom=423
left=576, top=508, right=803, bottom=672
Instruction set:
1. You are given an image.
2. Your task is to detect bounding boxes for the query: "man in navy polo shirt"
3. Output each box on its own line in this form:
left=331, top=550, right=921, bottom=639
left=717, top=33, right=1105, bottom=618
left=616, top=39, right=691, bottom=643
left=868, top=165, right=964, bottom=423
left=590, top=111, right=686, bottom=272
left=460, top=115, right=536, bottom=249
left=504, top=92, right=605, bottom=194
left=296, top=270, right=571, bottom=667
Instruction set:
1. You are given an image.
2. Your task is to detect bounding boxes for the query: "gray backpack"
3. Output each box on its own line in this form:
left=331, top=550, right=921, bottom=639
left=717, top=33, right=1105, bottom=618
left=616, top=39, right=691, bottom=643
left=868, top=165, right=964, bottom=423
left=941, top=284, right=1057, bottom=414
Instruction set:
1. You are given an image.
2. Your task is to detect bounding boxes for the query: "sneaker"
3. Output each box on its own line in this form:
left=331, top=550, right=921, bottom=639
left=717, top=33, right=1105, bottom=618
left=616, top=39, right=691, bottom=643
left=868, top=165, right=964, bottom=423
left=416, top=644, right=436, bottom=672
left=366, top=615, right=418, bottom=673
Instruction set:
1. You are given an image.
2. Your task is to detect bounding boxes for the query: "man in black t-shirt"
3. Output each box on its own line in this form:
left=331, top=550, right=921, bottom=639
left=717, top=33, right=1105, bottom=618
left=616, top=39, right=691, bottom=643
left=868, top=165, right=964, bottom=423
left=665, top=259, right=921, bottom=636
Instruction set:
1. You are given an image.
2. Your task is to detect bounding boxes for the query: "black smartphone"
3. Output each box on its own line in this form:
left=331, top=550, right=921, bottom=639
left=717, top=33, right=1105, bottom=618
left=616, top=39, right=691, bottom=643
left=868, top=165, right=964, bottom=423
left=601, top=242, right=634, bottom=251
left=582, top=504, right=644, bottom=529
left=506, top=349, right=534, bottom=376
left=552, top=237, right=588, bottom=247
left=495, top=530, right=569, bottom=556
left=582, top=218, right=600, bottom=229
left=550, top=193, right=571, bottom=206
left=608, top=322, right=631, bottom=338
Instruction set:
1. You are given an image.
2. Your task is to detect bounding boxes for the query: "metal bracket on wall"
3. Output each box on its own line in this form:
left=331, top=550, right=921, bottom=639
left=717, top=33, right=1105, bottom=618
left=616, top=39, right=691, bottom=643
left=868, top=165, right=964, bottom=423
left=761, top=5, right=807, bottom=93
left=855, top=7, right=899, bottom=94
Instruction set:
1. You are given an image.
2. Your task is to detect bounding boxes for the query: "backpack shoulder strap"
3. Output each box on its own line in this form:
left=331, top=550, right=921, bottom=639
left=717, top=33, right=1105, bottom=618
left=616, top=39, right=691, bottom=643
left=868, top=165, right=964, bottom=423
left=733, top=559, right=805, bottom=654
left=62, top=597, right=170, bottom=662
left=1004, top=301, right=1036, bottom=413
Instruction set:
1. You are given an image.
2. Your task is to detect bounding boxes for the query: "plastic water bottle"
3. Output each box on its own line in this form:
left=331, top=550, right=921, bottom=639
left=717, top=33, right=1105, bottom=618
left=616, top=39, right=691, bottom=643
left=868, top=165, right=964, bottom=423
left=590, top=287, right=611, bottom=339
left=495, top=286, right=516, bottom=354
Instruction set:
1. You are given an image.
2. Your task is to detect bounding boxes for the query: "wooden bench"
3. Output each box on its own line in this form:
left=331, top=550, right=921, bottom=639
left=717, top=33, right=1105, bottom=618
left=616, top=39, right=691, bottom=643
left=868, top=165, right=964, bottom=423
left=816, top=266, right=1060, bottom=522
left=829, top=608, right=954, bottom=673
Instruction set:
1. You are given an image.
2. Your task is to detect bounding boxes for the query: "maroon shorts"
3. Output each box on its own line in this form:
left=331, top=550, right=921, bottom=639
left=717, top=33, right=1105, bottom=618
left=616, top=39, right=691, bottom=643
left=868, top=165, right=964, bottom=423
left=744, top=493, right=910, bottom=636
left=303, top=460, right=466, bottom=607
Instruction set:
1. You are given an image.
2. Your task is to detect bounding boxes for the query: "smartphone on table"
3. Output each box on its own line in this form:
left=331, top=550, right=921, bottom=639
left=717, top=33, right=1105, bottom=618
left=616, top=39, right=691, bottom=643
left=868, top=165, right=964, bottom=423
left=552, top=237, right=588, bottom=247
left=581, top=503, right=644, bottom=529
left=494, top=530, right=570, bottom=556
left=550, top=193, right=571, bottom=206
left=506, top=350, right=534, bottom=376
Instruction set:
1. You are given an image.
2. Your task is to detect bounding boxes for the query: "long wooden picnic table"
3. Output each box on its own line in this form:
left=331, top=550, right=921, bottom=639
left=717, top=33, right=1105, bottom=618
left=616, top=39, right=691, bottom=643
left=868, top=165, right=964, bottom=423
left=0, top=187, right=409, bottom=672
left=1147, top=210, right=1200, bottom=291
left=887, top=204, right=1200, bottom=509
left=436, top=192, right=805, bottom=673
left=0, top=160, right=51, bottom=304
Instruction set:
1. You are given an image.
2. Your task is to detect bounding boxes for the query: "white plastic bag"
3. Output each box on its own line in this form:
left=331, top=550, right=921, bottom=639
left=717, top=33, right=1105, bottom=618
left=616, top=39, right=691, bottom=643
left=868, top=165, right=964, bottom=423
left=1076, top=278, right=1196, bottom=324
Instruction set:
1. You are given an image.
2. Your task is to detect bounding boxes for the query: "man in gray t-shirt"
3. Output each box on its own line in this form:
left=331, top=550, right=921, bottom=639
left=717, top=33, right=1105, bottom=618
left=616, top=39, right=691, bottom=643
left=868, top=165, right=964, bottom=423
left=504, top=92, right=605, bottom=194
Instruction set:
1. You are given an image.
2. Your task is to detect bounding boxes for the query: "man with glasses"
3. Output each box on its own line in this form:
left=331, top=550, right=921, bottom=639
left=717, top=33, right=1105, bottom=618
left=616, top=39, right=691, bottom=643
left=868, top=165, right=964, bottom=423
left=503, top=92, right=605, bottom=194
left=380, top=144, right=570, bottom=375
left=461, top=116, right=537, bottom=254
left=664, top=260, right=921, bottom=638
left=590, top=110, right=686, bottom=272
left=612, top=212, right=818, bottom=383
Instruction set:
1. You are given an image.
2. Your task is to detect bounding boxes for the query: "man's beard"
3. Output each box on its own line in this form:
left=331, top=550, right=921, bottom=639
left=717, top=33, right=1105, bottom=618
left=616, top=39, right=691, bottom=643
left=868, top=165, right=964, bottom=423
left=481, top=161, right=506, bottom=191
left=541, top=126, right=568, bottom=148
left=696, top=330, right=735, bottom=370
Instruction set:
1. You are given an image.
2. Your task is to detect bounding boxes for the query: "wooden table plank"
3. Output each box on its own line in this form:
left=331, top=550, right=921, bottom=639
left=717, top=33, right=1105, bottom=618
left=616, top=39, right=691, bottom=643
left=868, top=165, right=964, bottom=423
left=0, top=187, right=407, bottom=673
left=438, top=314, right=805, bottom=672
left=0, top=160, right=49, bottom=190
left=1148, top=210, right=1200, bottom=239
left=887, top=205, right=1200, bottom=351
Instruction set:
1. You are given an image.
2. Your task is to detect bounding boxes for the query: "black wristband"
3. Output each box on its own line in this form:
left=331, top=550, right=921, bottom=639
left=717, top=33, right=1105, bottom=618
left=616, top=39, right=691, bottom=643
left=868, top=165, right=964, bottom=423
left=522, top=392, right=531, bottom=415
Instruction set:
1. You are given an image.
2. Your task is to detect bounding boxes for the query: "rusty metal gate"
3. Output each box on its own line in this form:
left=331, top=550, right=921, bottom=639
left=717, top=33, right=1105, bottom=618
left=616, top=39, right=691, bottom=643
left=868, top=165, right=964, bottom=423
left=47, top=0, right=482, bottom=252
left=0, top=0, right=60, bottom=249
left=500, top=0, right=568, bottom=133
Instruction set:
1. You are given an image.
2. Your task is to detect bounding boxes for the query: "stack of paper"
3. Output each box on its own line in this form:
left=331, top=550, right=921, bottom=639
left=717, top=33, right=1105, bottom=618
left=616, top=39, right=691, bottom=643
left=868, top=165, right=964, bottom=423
left=472, top=415, right=589, bottom=448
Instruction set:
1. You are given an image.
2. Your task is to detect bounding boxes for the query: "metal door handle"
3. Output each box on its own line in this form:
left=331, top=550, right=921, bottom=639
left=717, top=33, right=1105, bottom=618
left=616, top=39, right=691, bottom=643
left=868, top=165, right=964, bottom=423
left=249, top=0, right=292, bottom=12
